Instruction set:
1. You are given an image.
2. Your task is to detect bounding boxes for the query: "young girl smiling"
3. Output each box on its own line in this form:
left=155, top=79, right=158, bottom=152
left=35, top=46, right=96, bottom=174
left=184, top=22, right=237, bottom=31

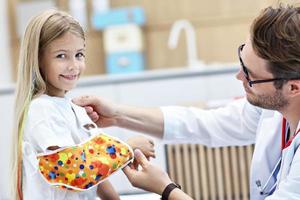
left=12, top=9, right=155, bottom=200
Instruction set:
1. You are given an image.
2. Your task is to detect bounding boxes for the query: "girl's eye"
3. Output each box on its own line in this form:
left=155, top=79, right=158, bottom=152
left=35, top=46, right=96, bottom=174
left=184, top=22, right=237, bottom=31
left=56, top=54, right=66, bottom=59
left=76, top=52, right=85, bottom=58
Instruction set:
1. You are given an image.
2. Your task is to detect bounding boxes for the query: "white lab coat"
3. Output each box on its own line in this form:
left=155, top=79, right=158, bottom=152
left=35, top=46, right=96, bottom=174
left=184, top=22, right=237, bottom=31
left=161, top=98, right=300, bottom=200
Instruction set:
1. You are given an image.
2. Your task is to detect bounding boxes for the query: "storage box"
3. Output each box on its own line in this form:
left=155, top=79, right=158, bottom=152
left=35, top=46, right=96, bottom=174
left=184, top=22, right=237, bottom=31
left=92, top=7, right=145, bottom=29
left=106, top=52, right=144, bottom=74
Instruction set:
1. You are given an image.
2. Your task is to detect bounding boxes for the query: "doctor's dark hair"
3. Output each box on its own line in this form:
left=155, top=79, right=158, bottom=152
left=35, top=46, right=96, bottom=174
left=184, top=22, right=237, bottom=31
left=250, top=4, right=300, bottom=89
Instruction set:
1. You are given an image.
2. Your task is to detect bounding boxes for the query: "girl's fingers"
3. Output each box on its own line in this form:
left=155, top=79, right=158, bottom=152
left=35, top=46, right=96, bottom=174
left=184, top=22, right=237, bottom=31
left=149, top=139, right=155, bottom=146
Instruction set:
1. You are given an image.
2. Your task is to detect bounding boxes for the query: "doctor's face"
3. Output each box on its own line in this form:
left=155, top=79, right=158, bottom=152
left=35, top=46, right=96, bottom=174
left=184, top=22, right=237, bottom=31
left=236, top=39, right=288, bottom=110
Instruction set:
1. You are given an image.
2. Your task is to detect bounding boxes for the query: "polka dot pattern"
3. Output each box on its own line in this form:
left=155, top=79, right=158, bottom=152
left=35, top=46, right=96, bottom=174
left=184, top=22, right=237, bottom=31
left=38, top=134, right=133, bottom=191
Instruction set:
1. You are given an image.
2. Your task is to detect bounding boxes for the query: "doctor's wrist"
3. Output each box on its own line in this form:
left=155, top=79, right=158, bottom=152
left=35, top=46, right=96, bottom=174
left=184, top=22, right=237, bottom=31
left=161, top=182, right=181, bottom=200
left=114, top=105, right=132, bottom=128
left=158, top=180, right=173, bottom=196
left=114, top=105, right=128, bottom=127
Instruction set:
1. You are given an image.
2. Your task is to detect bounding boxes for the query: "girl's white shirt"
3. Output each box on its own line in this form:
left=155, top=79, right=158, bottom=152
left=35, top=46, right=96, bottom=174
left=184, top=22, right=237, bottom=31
left=162, top=98, right=300, bottom=200
left=22, top=94, right=97, bottom=200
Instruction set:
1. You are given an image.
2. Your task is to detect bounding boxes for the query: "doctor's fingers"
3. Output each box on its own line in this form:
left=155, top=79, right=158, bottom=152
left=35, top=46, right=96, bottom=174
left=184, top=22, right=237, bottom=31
left=84, top=106, right=94, bottom=113
left=89, top=111, right=99, bottom=123
left=133, top=149, right=150, bottom=169
left=72, top=95, right=100, bottom=108
left=123, top=165, right=140, bottom=185
left=83, top=106, right=99, bottom=122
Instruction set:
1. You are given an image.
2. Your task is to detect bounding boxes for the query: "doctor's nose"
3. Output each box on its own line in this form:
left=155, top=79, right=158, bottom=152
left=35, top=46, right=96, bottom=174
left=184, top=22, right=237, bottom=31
left=236, top=68, right=244, bottom=82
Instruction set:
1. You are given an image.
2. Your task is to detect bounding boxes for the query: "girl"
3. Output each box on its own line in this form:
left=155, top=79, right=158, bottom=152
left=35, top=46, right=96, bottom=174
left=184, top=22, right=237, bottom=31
left=11, top=9, right=155, bottom=200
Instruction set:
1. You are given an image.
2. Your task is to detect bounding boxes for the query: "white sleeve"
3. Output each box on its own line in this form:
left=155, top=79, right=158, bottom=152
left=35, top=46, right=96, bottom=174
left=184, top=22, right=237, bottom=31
left=161, top=98, right=261, bottom=147
left=265, top=147, right=300, bottom=199
left=24, top=100, right=72, bottom=153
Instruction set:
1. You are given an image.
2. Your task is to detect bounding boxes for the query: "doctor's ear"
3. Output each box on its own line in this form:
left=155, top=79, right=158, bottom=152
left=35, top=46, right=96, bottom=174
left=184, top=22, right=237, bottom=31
left=286, top=80, right=300, bottom=97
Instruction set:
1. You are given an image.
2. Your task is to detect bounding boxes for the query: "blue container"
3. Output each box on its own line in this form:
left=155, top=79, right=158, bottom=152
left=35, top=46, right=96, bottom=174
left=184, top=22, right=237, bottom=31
left=106, top=52, right=144, bottom=74
left=92, top=7, right=145, bottom=30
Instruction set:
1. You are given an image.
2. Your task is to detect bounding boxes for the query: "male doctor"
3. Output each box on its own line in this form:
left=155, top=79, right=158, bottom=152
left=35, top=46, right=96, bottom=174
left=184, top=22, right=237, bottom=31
left=73, top=5, right=300, bottom=200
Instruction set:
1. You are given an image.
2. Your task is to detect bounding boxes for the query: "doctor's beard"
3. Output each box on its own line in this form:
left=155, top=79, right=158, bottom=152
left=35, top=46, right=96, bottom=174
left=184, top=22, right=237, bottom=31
left=246, top=88, right=289, bottom=110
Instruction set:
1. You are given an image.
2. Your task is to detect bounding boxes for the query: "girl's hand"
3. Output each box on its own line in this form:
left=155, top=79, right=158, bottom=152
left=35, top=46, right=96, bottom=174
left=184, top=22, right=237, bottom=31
left=127, top=135, right=155, bottom=159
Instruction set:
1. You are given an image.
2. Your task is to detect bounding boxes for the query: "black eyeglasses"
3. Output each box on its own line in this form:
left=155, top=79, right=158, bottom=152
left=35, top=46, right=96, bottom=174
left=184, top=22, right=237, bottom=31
left=238, top=44, right=299, bottom=87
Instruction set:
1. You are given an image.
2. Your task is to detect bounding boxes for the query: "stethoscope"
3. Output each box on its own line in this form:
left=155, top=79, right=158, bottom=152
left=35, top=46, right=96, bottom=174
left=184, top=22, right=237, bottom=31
left=255, top=118, right=300, bottom=196
left=255, top=156, right=282, bottom=195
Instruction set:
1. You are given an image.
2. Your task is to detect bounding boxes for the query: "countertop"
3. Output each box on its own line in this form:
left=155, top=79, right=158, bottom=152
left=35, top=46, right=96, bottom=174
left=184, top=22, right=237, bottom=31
left=0, top=64, right=239, bottom=95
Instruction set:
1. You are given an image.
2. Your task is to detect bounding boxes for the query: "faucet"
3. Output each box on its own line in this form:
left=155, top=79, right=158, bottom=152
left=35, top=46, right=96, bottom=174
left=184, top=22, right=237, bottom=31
left=168, top=19, right=204, bottom=68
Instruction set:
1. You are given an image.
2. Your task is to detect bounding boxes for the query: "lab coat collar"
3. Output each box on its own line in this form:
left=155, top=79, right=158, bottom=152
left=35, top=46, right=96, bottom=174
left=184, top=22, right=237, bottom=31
left=296, top=120, right=300, bottom=133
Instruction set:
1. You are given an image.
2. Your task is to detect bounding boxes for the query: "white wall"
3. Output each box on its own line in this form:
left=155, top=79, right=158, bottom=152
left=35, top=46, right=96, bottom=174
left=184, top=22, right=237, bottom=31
left=0, top=89, right=15, bottom=199
left=0, top=0, right=13, bottom=84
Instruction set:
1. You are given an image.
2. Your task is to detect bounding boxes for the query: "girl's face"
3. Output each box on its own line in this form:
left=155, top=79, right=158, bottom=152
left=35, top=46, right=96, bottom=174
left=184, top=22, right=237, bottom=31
left=39, top=32, right=86, bottom=97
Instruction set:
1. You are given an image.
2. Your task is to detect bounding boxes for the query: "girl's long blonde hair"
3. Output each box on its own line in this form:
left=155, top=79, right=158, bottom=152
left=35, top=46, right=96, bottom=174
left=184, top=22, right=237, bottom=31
left=11, top=9, right=85, bottom=200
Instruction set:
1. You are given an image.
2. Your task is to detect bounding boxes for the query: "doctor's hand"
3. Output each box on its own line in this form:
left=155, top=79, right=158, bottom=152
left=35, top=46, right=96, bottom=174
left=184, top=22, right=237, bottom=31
left=72, top=95, right=118, bottom=127
left=123, top=149, right=192, bottom=200
left=73, top=95, right=164, bottom=138
left=123, top=149, right=172, bottom=195
left=123, top=149, right=193, bottom=200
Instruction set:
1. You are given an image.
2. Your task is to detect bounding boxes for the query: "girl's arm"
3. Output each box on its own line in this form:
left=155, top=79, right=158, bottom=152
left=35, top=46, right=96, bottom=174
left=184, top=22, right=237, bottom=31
left=97, top=180, right=120, bottom=200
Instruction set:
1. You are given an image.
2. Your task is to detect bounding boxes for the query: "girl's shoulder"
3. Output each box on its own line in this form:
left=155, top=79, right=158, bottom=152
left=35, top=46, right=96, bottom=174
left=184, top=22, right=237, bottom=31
left=29, top=94, right=69, bottom=111
left=28, top=95, right=55, bottom=114
left=31, top=94, right=54, bottom=105
left=27, top=95, right=71, bottom=123
left=24, top=95, right=70, bottom=136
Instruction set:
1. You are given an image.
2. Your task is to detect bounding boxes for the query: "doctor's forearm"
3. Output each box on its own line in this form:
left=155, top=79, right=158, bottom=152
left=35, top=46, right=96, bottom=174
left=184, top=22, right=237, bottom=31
left=115, top=105, right=164, bottom=138
left=169, top=188, right=194, bottom=200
